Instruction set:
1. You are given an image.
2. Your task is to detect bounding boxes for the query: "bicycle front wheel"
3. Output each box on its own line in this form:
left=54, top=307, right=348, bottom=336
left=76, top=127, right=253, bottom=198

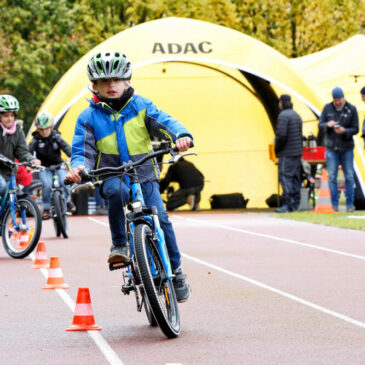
left=134, top=223, right=180, bottom=338
left=2, top=196, right=42, bottom=258
left=53, top=190, right=68, bottom=238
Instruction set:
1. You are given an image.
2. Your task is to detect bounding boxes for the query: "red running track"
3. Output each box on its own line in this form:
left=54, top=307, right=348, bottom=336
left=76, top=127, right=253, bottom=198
left=1, top=211, right=365, bottom=364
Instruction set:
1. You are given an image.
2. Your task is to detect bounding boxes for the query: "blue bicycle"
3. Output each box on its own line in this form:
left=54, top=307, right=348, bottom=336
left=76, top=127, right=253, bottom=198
left=66, top=142, right=195, bottom=338
left=0, top=155, right=42, bottom=258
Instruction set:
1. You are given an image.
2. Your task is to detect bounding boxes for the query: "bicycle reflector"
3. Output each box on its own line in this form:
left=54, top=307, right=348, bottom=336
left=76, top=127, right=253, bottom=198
left=131, top=200, right=142, bottom=211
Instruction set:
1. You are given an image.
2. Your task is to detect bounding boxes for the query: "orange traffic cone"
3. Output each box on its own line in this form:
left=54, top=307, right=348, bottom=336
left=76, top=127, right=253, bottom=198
left=311, top=168, right=336, bottom=214
left=43, top=256, right=70, bottom=289
left=31, top=241, right=49, bottom=269
left=66, top=288, right=102, bottom=331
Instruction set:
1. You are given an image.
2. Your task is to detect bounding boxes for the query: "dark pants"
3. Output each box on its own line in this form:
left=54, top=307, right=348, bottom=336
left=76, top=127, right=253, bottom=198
left=166, top=185, right=203, bottom=211
left=101, top=178, right=181, bottom=270
left=278, top=156, right=302, bottom=211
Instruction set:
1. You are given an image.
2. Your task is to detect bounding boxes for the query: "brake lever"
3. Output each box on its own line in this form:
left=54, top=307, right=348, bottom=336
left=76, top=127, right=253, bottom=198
left=164, top=152, right=198, bottom=164
left=71, top=181, right=95, bottom=194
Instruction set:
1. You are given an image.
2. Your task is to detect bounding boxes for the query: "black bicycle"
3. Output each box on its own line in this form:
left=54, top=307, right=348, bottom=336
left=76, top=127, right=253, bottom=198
left=44, top=162, right=69, bottom=238
left=0, top=155, right=42, bottom=258
left=67, top=142, right=196, bottom=338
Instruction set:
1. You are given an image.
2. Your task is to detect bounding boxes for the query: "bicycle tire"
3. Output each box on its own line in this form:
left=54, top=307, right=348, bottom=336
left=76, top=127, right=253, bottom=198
left=134, top=223, right=180, bottom=338
left=53, top=190, right=68, bottom=238
left=139, top=286, right=158, bottom=327
left=2, top=196, right=42, bottom=258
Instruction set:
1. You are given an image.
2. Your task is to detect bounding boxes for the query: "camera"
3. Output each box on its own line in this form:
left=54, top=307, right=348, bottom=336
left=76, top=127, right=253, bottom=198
left=334, top=124, right=341, bottom=129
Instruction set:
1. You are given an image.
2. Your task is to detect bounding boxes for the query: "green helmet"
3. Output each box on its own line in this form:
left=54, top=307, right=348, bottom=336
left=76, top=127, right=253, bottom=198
left=0, top=95, right=19, bottom=112
left=35, top=112, right=54, bottom=129
left=87, top=51, right=132, bottom=81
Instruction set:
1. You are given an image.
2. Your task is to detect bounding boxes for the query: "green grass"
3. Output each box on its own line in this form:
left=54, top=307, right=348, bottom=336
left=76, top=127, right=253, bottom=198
left=275, top=211, right=365, bottom=231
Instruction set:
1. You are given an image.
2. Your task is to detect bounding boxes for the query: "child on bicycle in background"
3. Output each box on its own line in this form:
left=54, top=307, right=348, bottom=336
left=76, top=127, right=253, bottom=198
left=0, top=95, right=40, bottom=195
left=66, top=51, right=191, bottom=302
left=29, top=112, right=75, bottom=219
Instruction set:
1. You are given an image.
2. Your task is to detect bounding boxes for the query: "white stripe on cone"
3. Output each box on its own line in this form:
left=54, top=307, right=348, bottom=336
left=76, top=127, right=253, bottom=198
left=48, top=268, right=63, bottom=277
left=74, top=303, right=94, bottom=316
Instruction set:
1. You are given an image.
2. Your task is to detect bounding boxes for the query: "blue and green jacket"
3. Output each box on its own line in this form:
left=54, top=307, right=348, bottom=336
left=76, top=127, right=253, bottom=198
left=71, top=93, right=193, bottom=182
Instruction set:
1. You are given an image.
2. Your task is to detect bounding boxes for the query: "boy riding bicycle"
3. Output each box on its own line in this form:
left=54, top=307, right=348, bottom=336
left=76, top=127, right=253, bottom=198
left=29, top=112, right=75, bottom=219
left=0, top=95, right=40, bottom=195
left=66, top=51, right=191, bottom=302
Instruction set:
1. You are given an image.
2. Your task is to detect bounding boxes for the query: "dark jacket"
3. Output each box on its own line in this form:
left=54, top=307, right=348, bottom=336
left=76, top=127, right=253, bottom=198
left=0, top=124, right=33, bottom=179
left=159, top=158, right=204, bottom=193
left=275, top=109, right=303, bottom=157
left=29, top=130, right=71, bottom=167
left=318, top=101, right=359, bottom=152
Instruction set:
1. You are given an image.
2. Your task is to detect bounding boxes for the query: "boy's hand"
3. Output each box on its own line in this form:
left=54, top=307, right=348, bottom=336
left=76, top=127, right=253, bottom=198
left=176, top=137, right=193, bottom=152
left=31, top=159, right=41, bottom=166
left=66, top=166, right=84, bottom=183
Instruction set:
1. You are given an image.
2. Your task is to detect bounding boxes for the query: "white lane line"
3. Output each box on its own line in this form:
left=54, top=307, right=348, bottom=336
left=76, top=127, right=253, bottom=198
left=88, top=217, right=365, bottom=329
left=172, top=215, right=365, bottom=261
left=30, top=252, right=124, bottom=365
left=347, top=216, right=365, bottom=220
left=181, top=252, right=365, bottom=329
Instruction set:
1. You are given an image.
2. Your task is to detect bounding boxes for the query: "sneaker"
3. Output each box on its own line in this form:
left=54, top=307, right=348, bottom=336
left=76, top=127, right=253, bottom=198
left=173, top=267, right=191, bottom=303
left=186, top=195, right=195, bottom=210
left=67, top=201, right=76, bottom=213
left=275, top=205, right=290, bottom=213
left=108, top=245, right=129, bottom=264
left=346, top=206, right=355, bottom=212
left=333, top=206, right=339, bottom=212
left=42, top=209, right=51, bottom=220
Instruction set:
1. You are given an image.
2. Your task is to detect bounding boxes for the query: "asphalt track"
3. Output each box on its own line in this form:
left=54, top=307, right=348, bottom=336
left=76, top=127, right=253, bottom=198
left=1, top=211, right=365, bottom=364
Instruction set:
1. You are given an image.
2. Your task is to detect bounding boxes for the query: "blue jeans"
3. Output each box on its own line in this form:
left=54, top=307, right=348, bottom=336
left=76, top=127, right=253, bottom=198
left=0, top=174, right=8, bottom=196
left=326, top=149, right=355, bottom=208
left=101, top=178, right=181, bottom=270
left=39, top=168, right=70, bottom=210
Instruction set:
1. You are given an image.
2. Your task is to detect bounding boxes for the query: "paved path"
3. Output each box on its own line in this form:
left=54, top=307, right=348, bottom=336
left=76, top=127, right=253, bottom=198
left=1, top=212, right=365, bottom=364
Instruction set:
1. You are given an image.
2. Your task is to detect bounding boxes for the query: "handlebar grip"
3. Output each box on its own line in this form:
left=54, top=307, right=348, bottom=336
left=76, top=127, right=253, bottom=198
left=64, top=178, right=73, bottom=185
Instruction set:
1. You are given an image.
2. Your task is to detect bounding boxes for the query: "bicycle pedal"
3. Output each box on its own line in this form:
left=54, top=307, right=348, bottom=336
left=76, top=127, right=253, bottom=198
left=109, top=262, right=126, bottom=271
left=121, top=284, right=135, bottom=295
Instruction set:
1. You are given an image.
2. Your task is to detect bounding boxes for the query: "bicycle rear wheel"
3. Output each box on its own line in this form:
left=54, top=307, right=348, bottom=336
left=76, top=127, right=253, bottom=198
left=134, top=223, right=180, bottom=338
left=53, top=190, right=68, bottom=238
left=139, top=286, right=158, bottom=327
left=2, top=196, right=42, bottom=258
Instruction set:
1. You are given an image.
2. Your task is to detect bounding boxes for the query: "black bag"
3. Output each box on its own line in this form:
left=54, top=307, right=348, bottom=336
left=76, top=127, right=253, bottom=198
left=209, top=193, right=248, bottom=209
left=265, top=194, right=282, bottom=208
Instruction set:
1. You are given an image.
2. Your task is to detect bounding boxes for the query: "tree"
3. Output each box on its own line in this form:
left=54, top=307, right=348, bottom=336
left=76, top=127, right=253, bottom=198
left=233, top=0, right=365, bottom=57
left=0, top=0, right=103, bottom=130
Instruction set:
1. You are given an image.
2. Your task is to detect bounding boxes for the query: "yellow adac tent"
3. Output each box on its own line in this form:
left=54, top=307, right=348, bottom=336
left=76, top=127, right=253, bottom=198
left=35, top=17, right=331, bottom=208
left=291, top=35, right=365, bottom=200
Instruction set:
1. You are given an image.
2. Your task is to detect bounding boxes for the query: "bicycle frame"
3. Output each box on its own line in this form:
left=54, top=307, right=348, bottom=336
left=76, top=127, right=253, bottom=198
left=0, top=176, right=25, bottom=232
left=126, top=172, right=173, bottom=281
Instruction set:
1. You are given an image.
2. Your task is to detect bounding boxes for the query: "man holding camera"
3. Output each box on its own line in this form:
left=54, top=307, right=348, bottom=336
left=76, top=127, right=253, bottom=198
left=319, top=87, right=359, bottom=212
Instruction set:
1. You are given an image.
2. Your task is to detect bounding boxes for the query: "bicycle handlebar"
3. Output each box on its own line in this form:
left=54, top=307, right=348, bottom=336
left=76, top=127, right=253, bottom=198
left=64, top=141, right=195, bottom=186
left=0, top=154, right=42, bottom=170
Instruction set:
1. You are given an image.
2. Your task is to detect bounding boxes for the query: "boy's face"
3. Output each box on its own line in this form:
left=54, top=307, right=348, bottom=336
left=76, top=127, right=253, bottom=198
left=0, top=112, right=16, bottom=128
left=38, top=127, right=53, bottom=138
left=93, top=78, right=129, bottom=99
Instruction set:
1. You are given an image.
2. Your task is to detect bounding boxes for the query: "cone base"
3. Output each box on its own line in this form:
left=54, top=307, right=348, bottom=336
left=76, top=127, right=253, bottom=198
left=32, top=263, right=49, bottom=269
left=66, top=324, right=102, bottom=331
left=310, top=209, right=337, bottom=214
left=43, top=283, right=70, bottom=289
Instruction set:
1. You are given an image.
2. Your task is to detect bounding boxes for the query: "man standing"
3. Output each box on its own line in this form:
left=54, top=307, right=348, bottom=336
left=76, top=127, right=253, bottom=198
left=361, top=87, right=365, bottom=146
left=275, top=94, right=303, bottom=213
left=319, top=87, right=359, bottom=212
